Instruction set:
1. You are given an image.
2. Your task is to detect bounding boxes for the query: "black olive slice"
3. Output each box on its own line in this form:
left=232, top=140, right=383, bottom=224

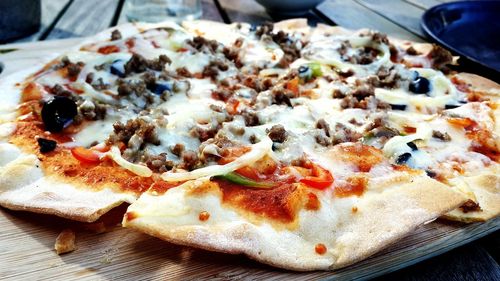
left=445, top=104, right=460, bottom=109
left=407, top=142, right=418, bottom=151
left=396, top=152, right=412, bottom=164
left=390, top=104, right=407, bottom=110
left=409, top=76, right=431, bottom=94
left=37, top=138, right=57, bottom=153
left=426, top=170, right=437, bottom=178
left=41, top=96, right=78, bottom=132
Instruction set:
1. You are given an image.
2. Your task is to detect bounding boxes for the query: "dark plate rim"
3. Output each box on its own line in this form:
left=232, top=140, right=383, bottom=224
left=421, top=0, right=500, bottom=73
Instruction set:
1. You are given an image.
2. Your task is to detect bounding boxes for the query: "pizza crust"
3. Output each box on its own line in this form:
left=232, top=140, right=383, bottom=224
left=0, top=24, right=151, bottom=222
left=444, top=173, right=500, bottom=223
left=124, top=176, right=466, bottom=271
left=453, top=72, right=500, bottom=100
left=0, top=143, right=136, bottom=222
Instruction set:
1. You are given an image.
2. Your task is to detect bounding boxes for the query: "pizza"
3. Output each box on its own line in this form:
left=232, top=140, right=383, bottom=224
left=0, top=18, right=498, bottom=271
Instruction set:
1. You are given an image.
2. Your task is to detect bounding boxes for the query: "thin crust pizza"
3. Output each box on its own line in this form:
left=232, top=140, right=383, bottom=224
left=0, top=19, right=498, bottom=270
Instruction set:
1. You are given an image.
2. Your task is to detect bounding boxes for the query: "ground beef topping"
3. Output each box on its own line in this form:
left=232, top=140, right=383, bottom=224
left=432, top=130, right=451, bottom=141
left=91, top=77, right=111, bottom=91
left=254, top=22, right=301, bottom=68
left=271, top=86, right=293, bottom=107
left=331, top=123, right=362, bottom=145
left=428, top=45, right=453, bottom=71
left=107, top=118, right=160, bottom=161
left=267, top=124, right=287, bottom=143
left=170, top=143, right=185, bottom=157
left=241, top=109, right=260, bottom=126
left=190, top=122, right=220, bottom=142
left=186, top=36, right=220, bottom=54
left=111, top=29, right=122, bottom=41
left=406, top=46, right=420, bottom=55
left=316, top=119, right=331, bottom=137
left=375, top=66, right=400, bottom=88
left=76, top=99, right=107, bottom=121
left=203, top=60, right=229, bottom=80
left=50, top=84, right=80, bottom=101
left=144, top=152, right=174, bottom=173
left=339, top=41, right=381, bottom=65
left=117, top=79, right=147, bottom=96
left=459, top=199, right=482, bottom=213
left=179, top=150, right=199, bottom=170
left=176, top=67, right=193, bottom=78
left=124, top=54, right=171, bottom=75
left=56, top=56, right=84, bottom=80
left=212, top=88, right=233, bottom=101
left=339, top=84, right=390, bottom=110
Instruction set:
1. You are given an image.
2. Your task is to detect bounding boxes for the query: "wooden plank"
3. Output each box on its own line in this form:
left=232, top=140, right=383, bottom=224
left=44, top=0, right=120, bottom=40
left=201, top=0, right=225, bottom=22
left=317, top=0, right=424, bottom=41
left=116, top=0, right=223, bottom=25
left=355, top=0, right=426, bottom=37
left=14, top=0, right=71, bottom=42
left=404, top=0, right=443, bottom=10
left=217, top=0, right=271, bottom=24
left=0, top=205, right=497, bottom=280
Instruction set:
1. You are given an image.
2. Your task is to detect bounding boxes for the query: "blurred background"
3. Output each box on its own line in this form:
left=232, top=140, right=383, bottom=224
left=0, top=0, right=498, bottom=80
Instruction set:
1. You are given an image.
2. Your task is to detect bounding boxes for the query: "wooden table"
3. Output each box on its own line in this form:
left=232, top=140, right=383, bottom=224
left=0, top=0, right=499, bottom=280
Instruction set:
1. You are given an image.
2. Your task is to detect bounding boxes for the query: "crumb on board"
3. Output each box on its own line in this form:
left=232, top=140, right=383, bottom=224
left=54, top=229, right=77, bottom=255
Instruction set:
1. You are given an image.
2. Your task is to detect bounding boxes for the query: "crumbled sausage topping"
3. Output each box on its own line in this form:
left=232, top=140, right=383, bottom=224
left=432, top=130, right=451, bottom=141
left=459, top=199, right=482, bottom=213
left=111, top=29, right=122, bottom=41
left=124, top=54, right=171, bottom=75
left=107, top=118, right=159, bottom=161
left=267, top=125, right=287, bottom=143
left=428, top=45, right=453, bottom=71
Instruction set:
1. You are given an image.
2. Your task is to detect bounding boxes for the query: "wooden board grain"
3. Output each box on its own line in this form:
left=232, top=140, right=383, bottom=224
left=355, top=0, right=426, bottom=37
left=317, top=0, right=424, bottom=42
left=217, top=0, right=272, bottom=24
left=117, top=0, right=224, bottom=25
left=45, top=0, right=120, bottom=40
left=15, top=0, right=72, bottom=42
left=1, top=207, right=498, bottom=281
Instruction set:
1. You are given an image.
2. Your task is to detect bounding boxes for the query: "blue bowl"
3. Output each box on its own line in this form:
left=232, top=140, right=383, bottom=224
left=0, top=0, right=41, bottom=43
left=256, top=0, right=324, bottom=16
left=422, top=0, right=500, bottom=73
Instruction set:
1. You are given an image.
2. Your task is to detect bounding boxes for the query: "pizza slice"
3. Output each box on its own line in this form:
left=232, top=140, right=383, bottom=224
left=302, top=21, right=500, bottom=222
left=123, top=142, right=465, bottom=270
left=0, top=22, right=212, bottom=222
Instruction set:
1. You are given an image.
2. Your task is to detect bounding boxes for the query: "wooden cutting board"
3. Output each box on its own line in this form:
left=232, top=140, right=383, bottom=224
left=0, top=40, right=499, bottom=281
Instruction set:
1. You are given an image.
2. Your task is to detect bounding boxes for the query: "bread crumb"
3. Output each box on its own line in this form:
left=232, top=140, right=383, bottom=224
left=54, top=229, right=76, bottom=254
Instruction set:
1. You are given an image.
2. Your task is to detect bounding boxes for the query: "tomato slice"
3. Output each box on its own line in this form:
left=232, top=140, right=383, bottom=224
left=97, top=45, right=120, bottom=54
left=285, top=77, right=300, bottom=96
left=299, top=163, right=334, bottom=190
left=446, top=117, right=477, bottom=130
left=71, top=147, right=101, bottom=164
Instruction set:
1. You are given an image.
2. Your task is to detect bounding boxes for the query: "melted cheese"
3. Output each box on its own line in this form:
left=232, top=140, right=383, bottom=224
left=161, top=137, right=273, bottom=181
left=107, top=146, right=153, bottom=177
